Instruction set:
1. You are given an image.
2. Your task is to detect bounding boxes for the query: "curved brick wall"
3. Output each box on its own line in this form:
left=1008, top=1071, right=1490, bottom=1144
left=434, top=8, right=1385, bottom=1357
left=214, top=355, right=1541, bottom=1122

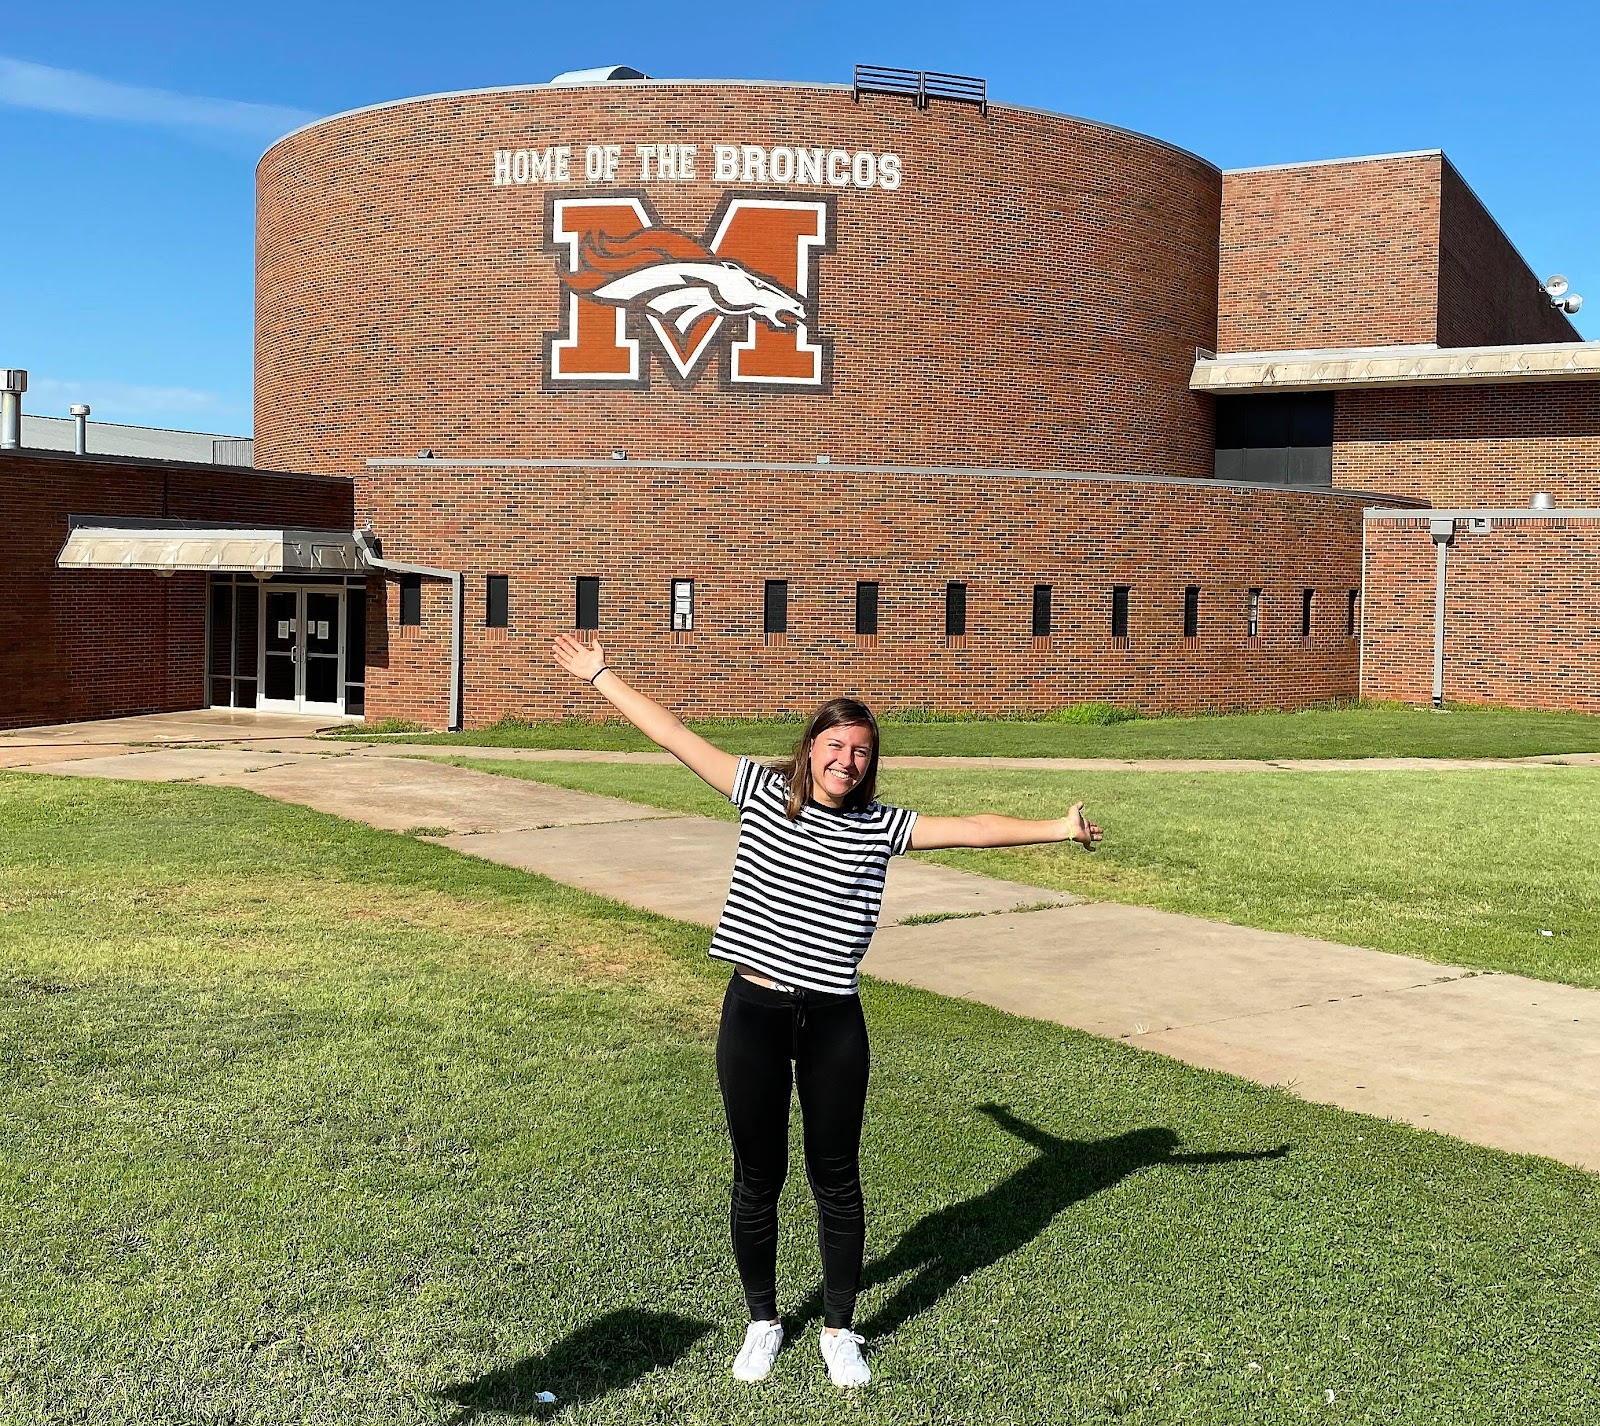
left=358, top=461, right=1379, bottom=728
left=256, top=82, right=1220, bottom=477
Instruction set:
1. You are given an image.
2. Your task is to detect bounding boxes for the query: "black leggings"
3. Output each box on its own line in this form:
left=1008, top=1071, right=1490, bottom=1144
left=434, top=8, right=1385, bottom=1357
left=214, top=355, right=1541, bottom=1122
left=715, top=973, right=870, bottom=1330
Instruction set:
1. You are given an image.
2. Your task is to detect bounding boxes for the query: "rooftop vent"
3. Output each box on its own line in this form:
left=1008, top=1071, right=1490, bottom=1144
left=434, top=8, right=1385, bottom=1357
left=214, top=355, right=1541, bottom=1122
left=853, top=65, right=987, bottom=115
left=548, top=65, right=650, bottom=85
left=1531, top=492, right=1555, bottom=510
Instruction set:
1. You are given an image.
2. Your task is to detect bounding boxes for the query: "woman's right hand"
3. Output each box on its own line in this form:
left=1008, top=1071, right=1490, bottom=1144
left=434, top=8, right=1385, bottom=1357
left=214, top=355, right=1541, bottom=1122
left=552, top=632, right=607, bottom=683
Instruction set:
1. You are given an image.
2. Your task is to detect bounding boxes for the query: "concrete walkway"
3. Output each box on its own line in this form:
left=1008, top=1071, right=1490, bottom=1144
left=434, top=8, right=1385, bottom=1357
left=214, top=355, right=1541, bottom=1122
left=4, top=710, right=1598, bottom=1170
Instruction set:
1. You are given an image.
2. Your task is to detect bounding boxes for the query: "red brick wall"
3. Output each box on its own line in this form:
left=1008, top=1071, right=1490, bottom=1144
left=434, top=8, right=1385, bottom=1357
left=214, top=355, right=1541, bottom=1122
left=1436, top=160, right=1580, bottom=349
left=1335, top=385, right=1600, bottom=506
left=358, top=461, right=1391, bottom=729
left=1218, top=153, right=1580, bottom=356
left=1, top=451, right=353, bottom=731
left=363, top=573, right=454, bottom=729
left=1219, top=155, right=1442, bottom=352
left=1362, top=514, right=1600, bottom=711
left=255, top=83, right=1220, bottom=479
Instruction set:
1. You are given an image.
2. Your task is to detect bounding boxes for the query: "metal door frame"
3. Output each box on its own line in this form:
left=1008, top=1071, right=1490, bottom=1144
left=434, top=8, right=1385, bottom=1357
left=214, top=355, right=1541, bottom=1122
left=256, top=584, right=346, bottom=716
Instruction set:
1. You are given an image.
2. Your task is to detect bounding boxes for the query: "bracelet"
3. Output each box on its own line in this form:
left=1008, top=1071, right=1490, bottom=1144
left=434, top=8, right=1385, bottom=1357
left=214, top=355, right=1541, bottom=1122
left=589, top=666, right=612, bottom=685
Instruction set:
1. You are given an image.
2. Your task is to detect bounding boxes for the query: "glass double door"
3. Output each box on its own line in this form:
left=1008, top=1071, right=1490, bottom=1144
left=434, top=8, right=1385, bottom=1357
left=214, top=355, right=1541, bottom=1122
left=259, top=587, right=345, bottom=715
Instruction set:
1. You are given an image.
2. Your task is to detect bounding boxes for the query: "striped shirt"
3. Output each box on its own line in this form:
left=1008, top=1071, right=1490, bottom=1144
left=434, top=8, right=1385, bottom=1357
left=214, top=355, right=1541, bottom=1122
left=707, top=757, right=919, bottom=994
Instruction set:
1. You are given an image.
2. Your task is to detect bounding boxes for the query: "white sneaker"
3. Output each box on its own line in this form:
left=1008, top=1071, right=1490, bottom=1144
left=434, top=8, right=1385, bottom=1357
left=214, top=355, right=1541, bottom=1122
left=819, top=1328, right=870, bottom=1387
left=731, top=1320, right=784, bottom=1382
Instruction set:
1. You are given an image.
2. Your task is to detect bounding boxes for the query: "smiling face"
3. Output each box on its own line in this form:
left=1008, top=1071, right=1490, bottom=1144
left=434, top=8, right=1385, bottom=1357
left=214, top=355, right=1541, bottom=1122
left=807, top=722, right=876, bottom=808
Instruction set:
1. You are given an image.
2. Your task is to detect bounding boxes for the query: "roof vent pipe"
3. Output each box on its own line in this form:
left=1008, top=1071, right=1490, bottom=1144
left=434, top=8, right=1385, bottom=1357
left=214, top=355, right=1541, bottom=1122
left=70, top=404, right=90, bottom=455
left=1531, top=492, right=1555, bottom=510
left=0, top=368, right=25, bottom=451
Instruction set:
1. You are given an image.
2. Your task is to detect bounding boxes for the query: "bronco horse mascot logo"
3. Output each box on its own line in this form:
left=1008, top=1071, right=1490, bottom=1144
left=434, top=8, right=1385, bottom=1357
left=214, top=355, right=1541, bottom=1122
left=567, top=226, right=807, bottom=340
left=544, top=194, right=833, bottom=389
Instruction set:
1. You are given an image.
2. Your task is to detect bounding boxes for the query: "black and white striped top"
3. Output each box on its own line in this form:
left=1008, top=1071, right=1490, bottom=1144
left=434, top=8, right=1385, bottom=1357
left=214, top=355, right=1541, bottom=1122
left=707, top=757, right=919, bottom=994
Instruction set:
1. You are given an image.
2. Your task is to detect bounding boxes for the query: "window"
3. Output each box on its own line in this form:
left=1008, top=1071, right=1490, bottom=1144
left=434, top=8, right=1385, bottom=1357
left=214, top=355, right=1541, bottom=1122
left=855, top=581, right=879, bottom=636
left=945, top=582, right=967, bottom=638
left=399, top=574, right=422, bottom=627
left=1214, top=392, right=1335, bottom=486
left=1247, top=587, right=1262, bottom=639
left=1031, top=584, right=1052, bottom=638
left=1111, top=585, right=1130, bottom=640
left=763, top=580, right=788, bottom=635
left=1301, top=588, right=1315, bottom=638
left=671, top=579, right=694, bottom=631
left=486, top=574, right=509, bottom=628
left=1347, top=589, right=1360, bottom=637
left=1183, top=585, right=1200, bottom=638
left=575, top=576, right=600, bottom=631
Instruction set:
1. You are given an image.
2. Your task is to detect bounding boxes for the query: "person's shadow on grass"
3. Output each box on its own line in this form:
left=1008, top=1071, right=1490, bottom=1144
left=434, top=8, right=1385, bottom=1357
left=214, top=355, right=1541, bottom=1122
left=797, top=1104, right=1288, bottom=1339
left=438, top=1308, right=713, bottom=1420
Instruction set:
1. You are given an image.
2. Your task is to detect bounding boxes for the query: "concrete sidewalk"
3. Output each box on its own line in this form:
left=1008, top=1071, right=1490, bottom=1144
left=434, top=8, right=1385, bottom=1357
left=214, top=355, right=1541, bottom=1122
left=5, top=710, right=1598, bottom=1170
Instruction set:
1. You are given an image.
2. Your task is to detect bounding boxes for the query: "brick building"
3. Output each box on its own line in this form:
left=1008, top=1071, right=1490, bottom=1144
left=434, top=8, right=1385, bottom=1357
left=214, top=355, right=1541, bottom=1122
left=9, top=73, right=1597, bottom=729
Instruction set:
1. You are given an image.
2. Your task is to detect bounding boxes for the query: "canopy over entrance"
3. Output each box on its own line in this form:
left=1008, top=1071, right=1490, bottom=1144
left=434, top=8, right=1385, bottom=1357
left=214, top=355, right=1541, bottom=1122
left=57, top=518, right=365, bottom=575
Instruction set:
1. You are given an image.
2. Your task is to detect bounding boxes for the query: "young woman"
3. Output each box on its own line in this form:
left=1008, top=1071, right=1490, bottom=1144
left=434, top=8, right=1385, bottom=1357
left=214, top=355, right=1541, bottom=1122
left=551, top=634, right=1102, bottom=1388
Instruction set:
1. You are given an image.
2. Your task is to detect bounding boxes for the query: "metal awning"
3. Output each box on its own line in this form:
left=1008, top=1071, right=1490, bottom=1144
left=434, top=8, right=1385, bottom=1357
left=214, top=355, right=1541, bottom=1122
left=1191, top=339, right=1600, bottom=394
left=57, top=520, right=366, bottom=575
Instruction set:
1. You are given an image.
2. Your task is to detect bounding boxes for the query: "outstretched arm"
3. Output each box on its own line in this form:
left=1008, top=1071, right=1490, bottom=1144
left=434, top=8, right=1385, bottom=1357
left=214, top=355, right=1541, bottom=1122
left=910, top=802, right=1101, bottom=852
left=551, top=634, right=738, bottom=797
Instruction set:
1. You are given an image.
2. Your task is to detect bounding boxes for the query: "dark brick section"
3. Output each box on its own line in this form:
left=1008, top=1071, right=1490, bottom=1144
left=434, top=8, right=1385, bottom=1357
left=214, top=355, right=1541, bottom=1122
left=1436, top=160, right=1580, bottom=349
left=255, top=84, right=1221, bottom=480
left=1219, top=154, right=1578, bottom=354
left=1363, top=514, right=1600, bottom=712
left=1, top=451, right=353, bottom=731
left=359, top=461, right=1400, bottom=729
left=1335, top=385, right=1600, bottom=507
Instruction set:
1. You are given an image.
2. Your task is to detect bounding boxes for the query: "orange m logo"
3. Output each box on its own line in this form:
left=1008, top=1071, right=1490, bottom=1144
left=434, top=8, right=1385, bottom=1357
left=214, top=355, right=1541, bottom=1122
left=543, top=192, right=834, bottom=390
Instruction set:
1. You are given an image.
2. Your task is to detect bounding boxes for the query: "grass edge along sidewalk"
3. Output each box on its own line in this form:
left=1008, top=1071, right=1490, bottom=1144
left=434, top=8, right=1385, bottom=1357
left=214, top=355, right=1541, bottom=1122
left=332, top=702, right=1600, bottom=762
left=2, top=772, right=1598, bottom=1425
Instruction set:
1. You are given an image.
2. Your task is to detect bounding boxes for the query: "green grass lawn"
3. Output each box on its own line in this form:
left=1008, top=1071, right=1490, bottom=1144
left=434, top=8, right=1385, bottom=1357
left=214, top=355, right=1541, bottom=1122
left=441, top=759, right=1600, bottom=989
left=2, top=773, right=1598, bottom=1425
left=338, top=703, right=1600, bottom=761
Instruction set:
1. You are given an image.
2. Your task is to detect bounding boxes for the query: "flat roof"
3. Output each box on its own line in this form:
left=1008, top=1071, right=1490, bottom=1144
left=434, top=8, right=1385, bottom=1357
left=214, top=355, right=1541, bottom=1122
left=1223, top=149, right=1442, bottom=176
left=365, top=455, right=1417, bottom=505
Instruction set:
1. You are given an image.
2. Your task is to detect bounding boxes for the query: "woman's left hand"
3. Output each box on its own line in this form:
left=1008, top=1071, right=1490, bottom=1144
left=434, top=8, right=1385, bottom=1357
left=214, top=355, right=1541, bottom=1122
left=1064, top=802, right=1102, bottom=851
left=552, top=632, right=607, bottom=683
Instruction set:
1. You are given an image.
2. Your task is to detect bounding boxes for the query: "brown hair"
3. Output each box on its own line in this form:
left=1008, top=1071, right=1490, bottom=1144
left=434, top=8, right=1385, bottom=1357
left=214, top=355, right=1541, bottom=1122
left=773, top=698, right=881, bottom=819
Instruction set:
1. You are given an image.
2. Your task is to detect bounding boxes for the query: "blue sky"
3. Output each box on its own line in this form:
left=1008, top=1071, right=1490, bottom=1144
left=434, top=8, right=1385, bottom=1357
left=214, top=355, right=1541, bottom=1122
left=4, top=0, right=1596, bottom=433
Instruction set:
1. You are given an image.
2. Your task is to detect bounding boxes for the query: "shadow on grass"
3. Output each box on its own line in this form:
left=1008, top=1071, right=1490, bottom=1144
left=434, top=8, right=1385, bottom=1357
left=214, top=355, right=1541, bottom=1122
left=439, top=1309, right=713, bottom=1420
left=797, top=1104, right=1289, bottom=1339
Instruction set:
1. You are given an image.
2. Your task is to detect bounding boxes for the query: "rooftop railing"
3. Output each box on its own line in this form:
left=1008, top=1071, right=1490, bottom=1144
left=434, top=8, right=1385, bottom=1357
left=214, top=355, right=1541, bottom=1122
left=852, top=65, right=988, bottom=115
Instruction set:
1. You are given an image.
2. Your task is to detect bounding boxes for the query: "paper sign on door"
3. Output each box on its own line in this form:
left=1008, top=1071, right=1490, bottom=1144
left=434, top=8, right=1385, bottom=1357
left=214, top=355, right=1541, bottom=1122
left=316, top=621, right=330, bottom=639
left=277, top=620, right=290, bottom=639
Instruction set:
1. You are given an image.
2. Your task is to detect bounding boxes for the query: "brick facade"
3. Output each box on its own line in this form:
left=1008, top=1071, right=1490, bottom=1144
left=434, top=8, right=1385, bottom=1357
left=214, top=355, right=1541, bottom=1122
left=1219, top=156, right=1442, bottom=352
left=255, top=83, right=1222, bottom=480
left=0, top=451, right=353, bottom=731
left=1335, top=385, right=1600, bottom=507
left=1219, top=154, right=1578, bottom=354
left=359, top=460, right=1400, bottom=728
left=1362, top=512, right=1600, bottom=712
left=1436, top=160, right=1578, bottom=349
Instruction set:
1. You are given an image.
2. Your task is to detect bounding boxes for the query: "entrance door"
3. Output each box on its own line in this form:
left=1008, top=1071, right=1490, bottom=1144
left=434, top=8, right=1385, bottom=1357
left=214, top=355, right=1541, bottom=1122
left=259, top=587, right=345, bottom=716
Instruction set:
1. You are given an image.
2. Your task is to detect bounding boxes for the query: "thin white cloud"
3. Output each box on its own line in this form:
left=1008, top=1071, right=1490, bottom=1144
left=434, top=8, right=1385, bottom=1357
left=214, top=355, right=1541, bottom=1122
left=29, top=376, right=249, bottom=430
left=0, top=56, right=316, bottom=142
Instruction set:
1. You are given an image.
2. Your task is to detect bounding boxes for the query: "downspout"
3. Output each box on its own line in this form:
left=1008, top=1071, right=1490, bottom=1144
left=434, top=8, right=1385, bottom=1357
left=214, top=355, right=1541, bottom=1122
left=1428, top=517, right=1456, bottom=710
left=352, top=529, right=463, bottom=732
left=1358, top=515, right=1367, bottom=700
